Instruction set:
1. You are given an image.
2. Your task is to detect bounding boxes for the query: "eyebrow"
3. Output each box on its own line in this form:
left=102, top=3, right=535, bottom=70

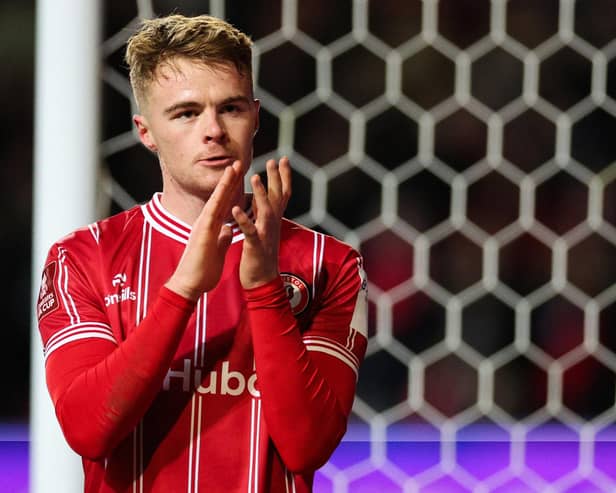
left=163, top=101, right=201, bottom=116
left=219, top=95, right=253, bottom=106
left=163, top=96, right=252, bottom=115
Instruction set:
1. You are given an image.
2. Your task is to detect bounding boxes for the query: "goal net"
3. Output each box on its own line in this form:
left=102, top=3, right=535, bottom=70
left=100, top=1, right=616, bottom=491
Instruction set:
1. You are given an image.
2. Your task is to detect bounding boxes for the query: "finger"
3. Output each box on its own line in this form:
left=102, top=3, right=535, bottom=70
left=215, top=161, right=244, bottom=204
left=216, top=161, right=243, bottom=199
left=251, top=191, right=259, bottom=218
left=250, top=173, right=270, bottom=220
left=265, top=159, right=282, bottom=210
left=192, top=171, right=234, bottom=234
left=216, top=224, right=234, bottom=252
left=200, top=161, right=243, bottom=223
left=278, top=156, right=292, bottom=211
left=232, top=205, right=258, bottom=239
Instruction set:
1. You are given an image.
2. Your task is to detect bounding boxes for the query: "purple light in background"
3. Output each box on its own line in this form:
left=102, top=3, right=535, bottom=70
left=491, top=477, right=538, bottom=492
left=0, top=441, right=28, bottom=493
left=456, top=422, right=510, bottom=479
left=312, top=472, right=334, bottom=493
left=421, top=475, right=470, bottom=492
left=594, top=425, right=616, bottom=480
left=327, top=440, right=371, bottom=469
left=6, top=422, right=616, bottom=491
left=387, top=421, right=440, bottom=474
left=388, top=441, right=440, bottom=475
left=313, top=421, right=616, bottom=490
left=347, top=470, right=401, bottom=493
left=562, top=479, right=604, bottom=493
left=525, top=422, right=579, bottom=482
left=456, top=441, right=510, bottom=479
left=525, top=439, right=579, bottom=482
left=0, top=424, right=28, bottom=493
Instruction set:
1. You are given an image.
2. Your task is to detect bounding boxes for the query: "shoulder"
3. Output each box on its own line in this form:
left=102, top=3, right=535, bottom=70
left=279, top=219, right=366, bottom=322
left=47, top=205, right=144, bottom=262
left=280, top=218, right=360, bottom=262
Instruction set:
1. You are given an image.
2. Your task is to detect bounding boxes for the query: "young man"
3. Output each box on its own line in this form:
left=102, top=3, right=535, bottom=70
left=36, top=14, right=367, bottom=493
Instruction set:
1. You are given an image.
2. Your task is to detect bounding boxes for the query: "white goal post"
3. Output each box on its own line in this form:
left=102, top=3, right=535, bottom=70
left=31, top=1, right=101, bottom=492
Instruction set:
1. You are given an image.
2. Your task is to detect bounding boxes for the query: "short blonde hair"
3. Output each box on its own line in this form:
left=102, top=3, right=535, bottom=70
left=125, top=14, right=253, bottom=108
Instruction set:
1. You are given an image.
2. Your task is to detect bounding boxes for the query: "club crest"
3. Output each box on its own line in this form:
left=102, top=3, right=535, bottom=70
left=281, top=273, right=310, bottom=316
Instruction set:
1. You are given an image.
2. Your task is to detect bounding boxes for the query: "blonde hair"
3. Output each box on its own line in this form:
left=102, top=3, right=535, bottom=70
left=125, top=14, right=253, bottom=108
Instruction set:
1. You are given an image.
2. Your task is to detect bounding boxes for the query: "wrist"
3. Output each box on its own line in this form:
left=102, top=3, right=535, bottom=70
left=164, top=277, right=202, bottom=302
left=159, top=285, right=199, bottom=309
left=241, top=271, right=279, bottom=290
left=243, top=276, right=286, bottom=304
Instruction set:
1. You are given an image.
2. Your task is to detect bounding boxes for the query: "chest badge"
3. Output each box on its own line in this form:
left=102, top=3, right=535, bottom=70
left=281, top=273, right=311, bottom=316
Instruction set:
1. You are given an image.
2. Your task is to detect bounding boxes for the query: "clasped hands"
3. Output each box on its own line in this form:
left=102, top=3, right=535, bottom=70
left=166, top=157, right=292, bottom=301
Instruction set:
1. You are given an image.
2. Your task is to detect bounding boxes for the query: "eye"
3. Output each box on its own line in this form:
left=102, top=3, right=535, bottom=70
left=221, top=104, right=240, bottom=113
left=176, top=110, right=197, bottom=119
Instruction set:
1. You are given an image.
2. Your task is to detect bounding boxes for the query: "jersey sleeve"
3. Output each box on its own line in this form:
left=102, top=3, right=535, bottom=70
left=303, top=245, right=368, bottom=380
left=244, top=240, right=368, bottom=473
left=37, top=235, right=117, bottom=362
left=37, top=233, right=197, bottom=460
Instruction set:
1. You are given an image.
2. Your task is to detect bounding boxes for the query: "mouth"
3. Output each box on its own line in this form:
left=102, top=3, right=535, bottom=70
left=196, top=155, right=235, bottom=167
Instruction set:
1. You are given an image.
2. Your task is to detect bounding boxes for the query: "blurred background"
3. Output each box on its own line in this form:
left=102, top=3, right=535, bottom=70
left=4, top=0, right=616, bottom=491
left=1, top=0, right=34, bottom=423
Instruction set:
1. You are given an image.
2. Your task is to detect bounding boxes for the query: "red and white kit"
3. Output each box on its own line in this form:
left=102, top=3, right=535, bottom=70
left=37, top=193, right=368, bottom=493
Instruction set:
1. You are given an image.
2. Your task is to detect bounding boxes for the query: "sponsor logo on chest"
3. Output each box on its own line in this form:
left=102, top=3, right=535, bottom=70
left=104, top=272, right=137, bottom=306
left=163, top=359, right=260, bottom=398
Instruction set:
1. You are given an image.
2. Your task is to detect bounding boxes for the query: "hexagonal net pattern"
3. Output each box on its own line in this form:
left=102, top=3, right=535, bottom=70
left=100, top=0, right=616, bottom=491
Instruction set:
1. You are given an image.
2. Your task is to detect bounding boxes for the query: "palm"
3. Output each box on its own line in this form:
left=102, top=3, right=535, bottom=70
left=233, top=157, right=292, bottom=289
left=165, top=162, right=244, bottom=301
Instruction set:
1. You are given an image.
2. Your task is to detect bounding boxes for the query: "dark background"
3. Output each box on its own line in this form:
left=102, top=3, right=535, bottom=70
left=4, top=0, right=616, bottom=428
left=1, top=0, right=35, bottom=421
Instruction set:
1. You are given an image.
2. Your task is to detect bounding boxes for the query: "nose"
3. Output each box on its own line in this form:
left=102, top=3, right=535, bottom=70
left=202, top=110, right=225, bottom=142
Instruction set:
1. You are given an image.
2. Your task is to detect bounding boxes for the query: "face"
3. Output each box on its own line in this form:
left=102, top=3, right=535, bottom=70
left=134, top=57, right=259, bottom=213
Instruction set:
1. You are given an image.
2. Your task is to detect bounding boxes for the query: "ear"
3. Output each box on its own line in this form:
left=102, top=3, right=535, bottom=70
left=133, top=114, right=158, bottom=152
left=252, top=99, right=260, bottom=137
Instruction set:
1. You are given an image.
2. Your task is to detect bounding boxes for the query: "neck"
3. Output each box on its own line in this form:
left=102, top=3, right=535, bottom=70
left=160, top=189, right=248, bottom=226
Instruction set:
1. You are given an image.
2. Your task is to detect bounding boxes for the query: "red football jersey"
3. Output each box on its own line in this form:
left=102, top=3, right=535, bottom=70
left=37, top=193, right=368, bottom=493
